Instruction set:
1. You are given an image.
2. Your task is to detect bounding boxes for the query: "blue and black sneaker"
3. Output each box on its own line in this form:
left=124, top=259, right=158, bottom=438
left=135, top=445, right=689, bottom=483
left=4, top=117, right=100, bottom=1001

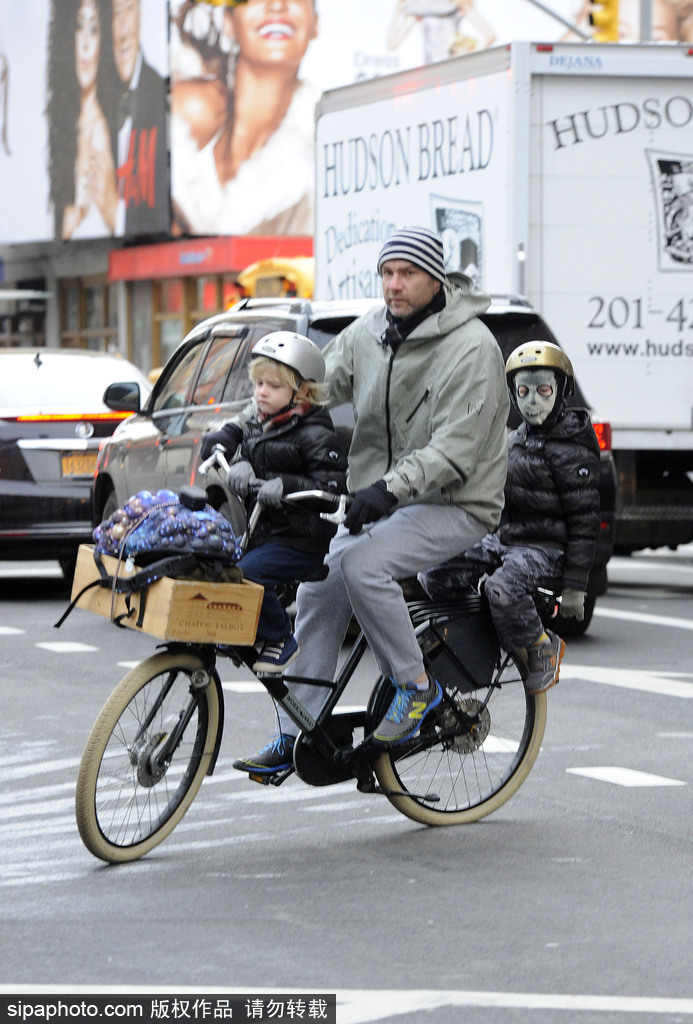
left=373, top=676, right=443, bottom=746
left=252, top=635, right=299, bottom=674
left=233, top=733, right=295, bottom=775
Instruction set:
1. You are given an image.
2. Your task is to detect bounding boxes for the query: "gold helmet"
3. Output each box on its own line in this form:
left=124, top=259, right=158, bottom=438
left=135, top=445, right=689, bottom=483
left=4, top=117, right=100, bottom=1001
left=505, top=340, right=575, bottom=425
left=505, top=340, right=574, bottom=388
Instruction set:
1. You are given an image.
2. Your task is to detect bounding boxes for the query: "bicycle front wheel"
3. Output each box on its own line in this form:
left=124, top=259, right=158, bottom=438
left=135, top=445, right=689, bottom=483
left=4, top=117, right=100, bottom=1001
left=371, top=654, right=546, bottom=826
left=76, top=651, right=221, bottom=863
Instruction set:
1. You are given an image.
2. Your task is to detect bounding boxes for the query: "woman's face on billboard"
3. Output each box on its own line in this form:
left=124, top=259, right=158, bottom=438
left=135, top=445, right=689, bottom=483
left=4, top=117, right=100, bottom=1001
left=75, top=0, right=101, bottom=92
left=229, top=0, right=318, bottom=72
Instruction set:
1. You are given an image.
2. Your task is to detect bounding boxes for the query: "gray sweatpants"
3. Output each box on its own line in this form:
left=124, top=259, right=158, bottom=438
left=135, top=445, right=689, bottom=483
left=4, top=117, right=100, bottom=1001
left=276, top=503, right=487, bottom=736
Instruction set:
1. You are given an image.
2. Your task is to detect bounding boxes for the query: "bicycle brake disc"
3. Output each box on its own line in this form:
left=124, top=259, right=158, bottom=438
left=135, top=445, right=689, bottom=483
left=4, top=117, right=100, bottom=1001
left=440, top=696, right=491, bottom=754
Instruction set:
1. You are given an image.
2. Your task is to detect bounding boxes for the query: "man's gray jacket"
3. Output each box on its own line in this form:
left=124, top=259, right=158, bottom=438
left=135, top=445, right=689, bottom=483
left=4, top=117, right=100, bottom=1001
left=323, top=273, right=510, bottom=531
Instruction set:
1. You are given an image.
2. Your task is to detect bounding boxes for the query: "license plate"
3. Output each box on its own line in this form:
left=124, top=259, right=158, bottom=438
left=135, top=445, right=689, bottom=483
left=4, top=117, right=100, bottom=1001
left=61, top=452, right=98, bottom=478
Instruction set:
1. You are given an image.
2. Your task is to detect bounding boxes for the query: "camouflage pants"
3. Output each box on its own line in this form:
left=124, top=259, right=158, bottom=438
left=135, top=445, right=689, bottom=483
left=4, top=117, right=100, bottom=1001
left=419, top=532, right=564, bottom=652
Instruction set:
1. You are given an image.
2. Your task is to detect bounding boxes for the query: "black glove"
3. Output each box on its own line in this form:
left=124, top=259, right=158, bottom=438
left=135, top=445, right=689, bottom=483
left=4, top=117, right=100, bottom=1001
left=344, top=480, right=397, bottom=535
left=200, top=422, right=243, bottom=462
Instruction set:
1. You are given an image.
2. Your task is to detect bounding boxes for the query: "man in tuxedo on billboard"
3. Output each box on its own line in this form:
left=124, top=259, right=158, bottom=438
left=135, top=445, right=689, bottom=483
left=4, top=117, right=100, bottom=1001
left=112, top=0, right=168, bottom=236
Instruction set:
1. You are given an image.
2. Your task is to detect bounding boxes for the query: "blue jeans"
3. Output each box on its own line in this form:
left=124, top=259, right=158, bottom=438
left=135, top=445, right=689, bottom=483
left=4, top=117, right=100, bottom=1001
left=237, top=543, right=326, bottom=642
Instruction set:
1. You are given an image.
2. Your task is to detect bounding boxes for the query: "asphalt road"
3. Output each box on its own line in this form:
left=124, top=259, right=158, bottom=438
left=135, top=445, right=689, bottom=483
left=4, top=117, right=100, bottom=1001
left=1, top=546, right=692, bottom=1023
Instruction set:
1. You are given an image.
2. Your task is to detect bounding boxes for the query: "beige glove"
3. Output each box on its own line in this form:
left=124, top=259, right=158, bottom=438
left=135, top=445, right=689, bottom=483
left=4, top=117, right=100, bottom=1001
left=560, top=588, right=585, bottom=620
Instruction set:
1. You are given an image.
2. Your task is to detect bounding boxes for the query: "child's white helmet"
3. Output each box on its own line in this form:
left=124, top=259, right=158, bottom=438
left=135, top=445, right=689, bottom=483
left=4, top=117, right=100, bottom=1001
left=251, top=332, right=325, bottom=383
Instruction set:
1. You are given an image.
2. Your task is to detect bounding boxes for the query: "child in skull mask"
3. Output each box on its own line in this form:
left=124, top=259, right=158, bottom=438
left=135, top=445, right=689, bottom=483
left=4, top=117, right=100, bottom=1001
left=419, top=340, right=601, bottom=693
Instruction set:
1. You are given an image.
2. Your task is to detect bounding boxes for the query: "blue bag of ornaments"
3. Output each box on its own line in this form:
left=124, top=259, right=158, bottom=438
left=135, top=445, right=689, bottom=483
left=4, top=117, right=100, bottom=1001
left=55, top=485, right=244, bottom=631
left=93, top=485, right=242, bottom=568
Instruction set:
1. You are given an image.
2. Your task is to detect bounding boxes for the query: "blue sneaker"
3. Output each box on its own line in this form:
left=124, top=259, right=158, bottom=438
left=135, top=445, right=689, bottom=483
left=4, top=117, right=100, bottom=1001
left=373, top=677, right=443, bottom=745
left=252, top=635, right=299, bottom=674
left=233, top=733, right=295, bottom=774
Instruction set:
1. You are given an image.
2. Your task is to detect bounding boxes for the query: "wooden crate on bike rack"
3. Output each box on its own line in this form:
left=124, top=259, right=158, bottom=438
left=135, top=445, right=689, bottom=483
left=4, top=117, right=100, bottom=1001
left=71, top=544, right=264, bottom=645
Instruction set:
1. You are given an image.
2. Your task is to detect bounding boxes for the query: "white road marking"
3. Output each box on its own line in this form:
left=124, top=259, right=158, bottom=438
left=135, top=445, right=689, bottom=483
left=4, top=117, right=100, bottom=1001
left=221, top=680, right=266, bottom=692
left=0, top=626, right=25, bottom=635
left=594, top=606, right=693, bottom=630
left=566, top=767, right=685, bottom=787
left=560, top=665, right=693, bottom=698
left=35, top=641, right=99, bottom=653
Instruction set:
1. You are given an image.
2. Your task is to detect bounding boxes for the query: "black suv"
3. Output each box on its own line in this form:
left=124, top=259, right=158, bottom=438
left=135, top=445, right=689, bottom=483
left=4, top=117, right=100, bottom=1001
left=95, top=295, right=617, bottom=636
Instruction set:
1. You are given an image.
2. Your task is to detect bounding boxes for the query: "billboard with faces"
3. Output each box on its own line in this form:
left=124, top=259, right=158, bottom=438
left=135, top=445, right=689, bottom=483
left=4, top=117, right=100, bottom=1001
left=0, top=0, right=168, bottom=244
left=2, top=1, right=688, bottom=244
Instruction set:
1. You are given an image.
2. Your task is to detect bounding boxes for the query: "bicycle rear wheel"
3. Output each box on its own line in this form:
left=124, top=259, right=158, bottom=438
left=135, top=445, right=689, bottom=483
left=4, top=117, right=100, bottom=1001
left=75, top=651, right=221, bottom=863
left=371, top=654, right=546, bottom=826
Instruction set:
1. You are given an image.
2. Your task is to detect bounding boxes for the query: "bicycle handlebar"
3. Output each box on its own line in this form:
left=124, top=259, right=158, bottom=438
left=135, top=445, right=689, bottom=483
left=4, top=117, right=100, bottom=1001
left=199, top=444, right=231, bottom=478
left=198, top=444, right=351, bottom=541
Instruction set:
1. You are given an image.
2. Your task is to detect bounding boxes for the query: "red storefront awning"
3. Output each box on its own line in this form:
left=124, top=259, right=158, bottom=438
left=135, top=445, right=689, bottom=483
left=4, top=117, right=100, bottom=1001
left=108, top=236, right=314, bottom=281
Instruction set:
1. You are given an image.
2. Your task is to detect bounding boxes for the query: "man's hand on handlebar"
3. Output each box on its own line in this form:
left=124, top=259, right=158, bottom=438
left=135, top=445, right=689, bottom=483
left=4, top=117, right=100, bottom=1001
left=343, top=480, right=397, bottom=535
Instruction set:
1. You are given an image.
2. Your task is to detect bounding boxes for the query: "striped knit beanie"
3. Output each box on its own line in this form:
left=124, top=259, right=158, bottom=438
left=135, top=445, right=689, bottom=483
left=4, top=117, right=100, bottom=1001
left=377, top=227, right=446, bottom=283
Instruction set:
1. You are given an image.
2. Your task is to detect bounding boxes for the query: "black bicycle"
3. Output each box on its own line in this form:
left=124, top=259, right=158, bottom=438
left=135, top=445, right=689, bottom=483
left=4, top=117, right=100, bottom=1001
left=75, top=454, right=547, bottom=864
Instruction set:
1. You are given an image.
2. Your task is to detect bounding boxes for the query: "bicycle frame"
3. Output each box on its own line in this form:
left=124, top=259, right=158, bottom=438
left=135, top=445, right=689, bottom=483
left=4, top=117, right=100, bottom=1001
left=75, top=446, right=549, bottom=863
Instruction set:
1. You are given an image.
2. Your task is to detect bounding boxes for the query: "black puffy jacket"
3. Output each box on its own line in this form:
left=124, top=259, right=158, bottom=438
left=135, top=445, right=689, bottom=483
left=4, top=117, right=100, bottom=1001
left=500, top=408, right=601, bottom=590
left=241, top=406, right=347, bottom=554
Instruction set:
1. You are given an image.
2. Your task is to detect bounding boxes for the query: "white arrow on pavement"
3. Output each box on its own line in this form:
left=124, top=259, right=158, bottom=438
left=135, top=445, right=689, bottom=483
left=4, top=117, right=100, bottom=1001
left=560, top=665, right=693, bottom=698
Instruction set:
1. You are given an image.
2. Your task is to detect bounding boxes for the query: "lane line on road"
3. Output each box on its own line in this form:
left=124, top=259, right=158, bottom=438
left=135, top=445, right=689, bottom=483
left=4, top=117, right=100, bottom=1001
left=560, top=665, right=693, bottom=698
left=35, top=641, right=99, bottom=653
left=222, top=680, right=266, bottom=692
left=594, top=607, right=693, bottom=630
left=566, top=766, right=685, bottom=787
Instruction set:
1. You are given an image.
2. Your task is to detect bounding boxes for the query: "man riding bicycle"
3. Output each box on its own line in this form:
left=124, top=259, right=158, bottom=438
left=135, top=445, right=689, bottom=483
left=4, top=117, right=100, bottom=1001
left=226, top=226, right=510, bottom=774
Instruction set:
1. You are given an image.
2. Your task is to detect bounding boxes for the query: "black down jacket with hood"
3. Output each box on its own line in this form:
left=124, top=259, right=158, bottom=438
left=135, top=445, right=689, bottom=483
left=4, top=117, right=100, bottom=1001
left=500, top=408, right=601, bottom=591
left=241, top=406, right=347, bottom=554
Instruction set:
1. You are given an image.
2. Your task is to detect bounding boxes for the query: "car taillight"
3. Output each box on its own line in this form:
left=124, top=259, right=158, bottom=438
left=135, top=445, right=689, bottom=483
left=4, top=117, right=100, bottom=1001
left=592, top=421, right=611, bottom=451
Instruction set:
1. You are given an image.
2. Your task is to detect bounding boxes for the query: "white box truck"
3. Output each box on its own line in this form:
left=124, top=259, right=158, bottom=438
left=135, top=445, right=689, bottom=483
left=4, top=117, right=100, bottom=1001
left=314, top=41, right=693, bottom=553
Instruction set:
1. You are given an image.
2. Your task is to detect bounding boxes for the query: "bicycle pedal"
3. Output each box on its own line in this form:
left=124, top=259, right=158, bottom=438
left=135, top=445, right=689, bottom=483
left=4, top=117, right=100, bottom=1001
left=247, top=768, right=293, bottom=787
left=247, top=772, right=273, bottom=786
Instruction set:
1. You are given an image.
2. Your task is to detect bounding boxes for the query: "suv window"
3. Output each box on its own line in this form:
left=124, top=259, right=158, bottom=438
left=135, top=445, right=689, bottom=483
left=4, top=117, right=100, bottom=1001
left=308, top=317, right=362, bottom=349
left=152, top=343, right=202, bottom=413
left=193, top=334, right=245, bottom=407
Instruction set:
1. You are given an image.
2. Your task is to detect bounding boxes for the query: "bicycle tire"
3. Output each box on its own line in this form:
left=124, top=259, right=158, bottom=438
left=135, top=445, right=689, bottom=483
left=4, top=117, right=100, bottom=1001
left=371, top=654, right=547, bottom=826
left=75, top=651, right=221, bottom=863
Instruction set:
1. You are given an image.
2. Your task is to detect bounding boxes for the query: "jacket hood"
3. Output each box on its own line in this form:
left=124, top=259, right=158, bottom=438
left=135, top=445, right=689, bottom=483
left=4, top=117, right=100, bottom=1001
left=360, top=272, right=491, bottom=344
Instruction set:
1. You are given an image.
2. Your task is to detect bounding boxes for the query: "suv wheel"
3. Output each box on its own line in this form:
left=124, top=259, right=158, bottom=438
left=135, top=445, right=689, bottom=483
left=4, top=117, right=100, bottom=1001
left=100, top=489, right=120, bottom=524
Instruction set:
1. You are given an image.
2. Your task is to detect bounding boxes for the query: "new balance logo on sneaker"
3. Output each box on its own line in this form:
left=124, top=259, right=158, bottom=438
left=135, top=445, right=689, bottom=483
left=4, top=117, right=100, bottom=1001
left=373, top=676, right=443, bottom=746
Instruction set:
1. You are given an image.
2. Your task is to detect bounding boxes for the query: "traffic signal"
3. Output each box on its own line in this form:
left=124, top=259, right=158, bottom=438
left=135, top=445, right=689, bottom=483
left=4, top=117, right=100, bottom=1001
left=589, top=0, right=619, bottom=42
